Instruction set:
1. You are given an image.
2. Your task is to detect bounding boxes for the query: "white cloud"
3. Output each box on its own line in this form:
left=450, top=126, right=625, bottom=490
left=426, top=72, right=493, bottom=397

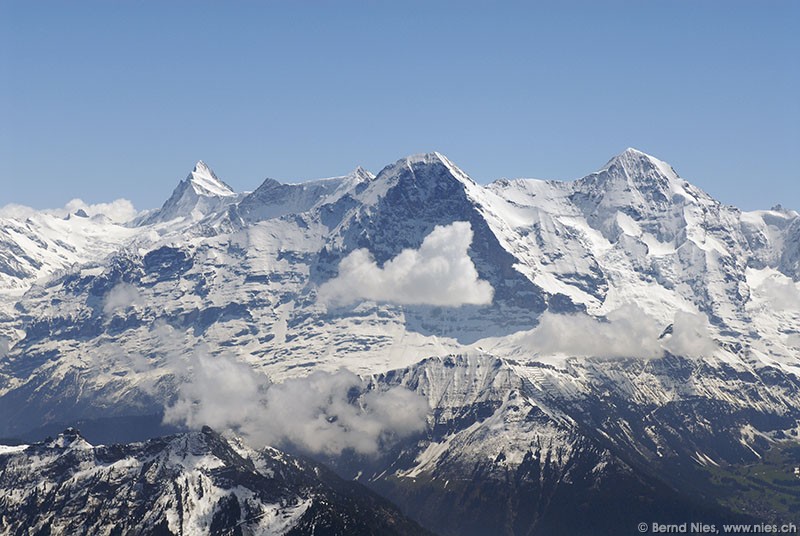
left=662, top=311, right=718, bottom=357
left=63, top=198, right=139, bottom=223
left=318, top=221, right=493, bottom=307
left=254, top=370, right=429, bottom=456
left=103, top=282, right=145, bottom=316
left=163, top=351, right=268, bottom=437
left=0, top=204, right=39, bottom=219
left=0, top=337, right=9, bottom=358
left=0, top=199, right=138, bottom=223
left=755, top=277, right=800, bottom=311
left=786, top=334, right=800, bottom=349
left=163, top=351, right=429, bottom=456
left=518, top=304, right=717, bottom=359
left=522, top=304, right=662, bottom=359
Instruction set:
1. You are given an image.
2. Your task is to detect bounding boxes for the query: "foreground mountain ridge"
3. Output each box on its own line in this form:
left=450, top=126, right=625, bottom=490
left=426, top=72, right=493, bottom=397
left=1, top=149, right=799, bottom=534
left=0, top=426, right=430, bottom=535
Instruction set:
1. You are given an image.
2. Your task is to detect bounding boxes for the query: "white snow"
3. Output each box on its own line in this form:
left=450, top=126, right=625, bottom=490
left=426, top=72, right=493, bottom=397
left=188, top=161, right=236, bottom=197
left=0, top=444, right=28, bottom=455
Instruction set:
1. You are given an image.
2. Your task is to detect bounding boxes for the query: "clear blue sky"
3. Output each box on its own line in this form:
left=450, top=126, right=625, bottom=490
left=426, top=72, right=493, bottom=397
left=1, top=1, right=798, bottom=211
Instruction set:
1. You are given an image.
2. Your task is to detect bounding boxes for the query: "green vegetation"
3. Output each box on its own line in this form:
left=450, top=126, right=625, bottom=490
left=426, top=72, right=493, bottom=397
left=704, top=442, right=800, bottom=522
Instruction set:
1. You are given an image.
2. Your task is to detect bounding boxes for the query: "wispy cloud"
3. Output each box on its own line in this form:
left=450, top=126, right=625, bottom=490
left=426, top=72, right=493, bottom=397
left=253, top=369, right=428, bottom=456
left=755, top=276, right=800, bottom=311
left=519, top=304, right=717, bottom=359
left=318, top=221, right=493, bottom=307
left=662, top=310, right=718, bottom=357
left=786, top=334, right=800, bottom=349
left=0, top=198, right=138, bottom=223
left=103, top=282, right=144, bottom=316
left=163, top=350, right=428, bottom=456
left=63, top=198, right=139, bottom=223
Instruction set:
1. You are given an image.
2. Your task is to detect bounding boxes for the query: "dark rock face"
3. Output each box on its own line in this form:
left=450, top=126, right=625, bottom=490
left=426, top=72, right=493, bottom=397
left=0, top=427, right=431, bottom=536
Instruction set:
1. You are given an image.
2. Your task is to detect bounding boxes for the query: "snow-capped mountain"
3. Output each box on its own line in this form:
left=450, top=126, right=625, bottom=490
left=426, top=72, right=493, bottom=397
left=0, top=426, right=429, bottom=535
left=1, top=150, right=798, bottom=534
left=234, top=166, right=374, bottom=224
left=138, top=160, right=240, bottom=225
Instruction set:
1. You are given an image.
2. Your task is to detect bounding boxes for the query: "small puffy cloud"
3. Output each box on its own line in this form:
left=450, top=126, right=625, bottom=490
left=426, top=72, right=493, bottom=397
left=786, top=334, right=800, bottom=349
left=255, top=370, right=429, bottom=456
left=0, top=199, right=139, bottom=223
left=519, top=304, right=717, bottom=359
left=0, top=204, right=38, bottom=219
left=662, top=311, right=718, bottom=357
left=163, top=351, right=268, bottom=436
left=163, top=351, right=429, bottom=456
left=103, top=282, right=145, bottom=316
left=755, top=277, right=800, bottom=311
left=318, top=221, right=493, bottom=307
left=0, top=337, right=9, bottom=358
left=64, top=198, right=139, bottom=223
left=522, top=304, right=662, bottom=359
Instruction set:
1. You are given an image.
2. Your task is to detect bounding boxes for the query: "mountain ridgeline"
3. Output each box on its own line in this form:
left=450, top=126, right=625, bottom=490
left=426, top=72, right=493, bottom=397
left=1, top=149, right=799, bottom=535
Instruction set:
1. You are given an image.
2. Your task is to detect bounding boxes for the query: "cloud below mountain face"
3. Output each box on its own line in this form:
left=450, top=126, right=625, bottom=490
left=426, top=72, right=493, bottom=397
left=664, top=310, right=719, bottom=357
left=520, top=304, right=717, bottom=359
left=103, top=282, right=145, bottom=316
left=163, top=350, right=428, bottom=456
left=317, top=221, right=494, bottom=307
left=252, top=369, right=428, bottom=456
left=754, top=276, right=800, bottom=311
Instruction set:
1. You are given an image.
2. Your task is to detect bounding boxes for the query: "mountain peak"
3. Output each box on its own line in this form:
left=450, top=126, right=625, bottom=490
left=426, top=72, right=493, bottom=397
left=138, top=161, right=238, bottom=224
left=574, top=148, right=684, bottom=201
left=382, top=152, right=476, bottom=189
left=401, top=151, right=453, bottom=169
left=193, top=159, right=210, bottom=172
left=186, top=161, right=235, bottom=198
left=47, top=427, right=91, bottom=450
left=603, top=148, right=679, bottom=183
left=352, top=165, right=375, bottom=181
left=620, top=147, right=649, bottom=157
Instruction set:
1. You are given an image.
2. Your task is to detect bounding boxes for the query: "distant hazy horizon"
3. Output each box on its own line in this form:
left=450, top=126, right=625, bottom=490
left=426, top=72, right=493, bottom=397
left=2, top=1, right=798, bottom=211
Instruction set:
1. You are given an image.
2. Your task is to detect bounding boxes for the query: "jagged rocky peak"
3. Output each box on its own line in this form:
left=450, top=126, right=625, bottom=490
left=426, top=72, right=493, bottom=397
left=394, top=151, right=473, bottom=181
left=588, top=148, right=681, bottom=196
left=370, top=152, right=478, bottom=203
left=349, top=165, right=375, bottom=182
left=236, top=165, right=376, bottom=222
left=46, top=427, right=92, bottom=450
left=186, top=160, right=236, bottom=197
left=608, top=147, right=678, bottom=178
left=572, top=147, right=714, bottom=211
left=565, top=148, right=721, bottom=244
left=140, top=160, right=238, bottom=224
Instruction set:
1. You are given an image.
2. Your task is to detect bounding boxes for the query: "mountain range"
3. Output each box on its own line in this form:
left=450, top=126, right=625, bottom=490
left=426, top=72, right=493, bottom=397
left=1, top=149, right=799, bottom=535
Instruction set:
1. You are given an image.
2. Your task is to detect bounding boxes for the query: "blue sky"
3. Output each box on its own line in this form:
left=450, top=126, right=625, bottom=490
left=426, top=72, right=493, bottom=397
left=1, top=1, right=798, bottom=211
